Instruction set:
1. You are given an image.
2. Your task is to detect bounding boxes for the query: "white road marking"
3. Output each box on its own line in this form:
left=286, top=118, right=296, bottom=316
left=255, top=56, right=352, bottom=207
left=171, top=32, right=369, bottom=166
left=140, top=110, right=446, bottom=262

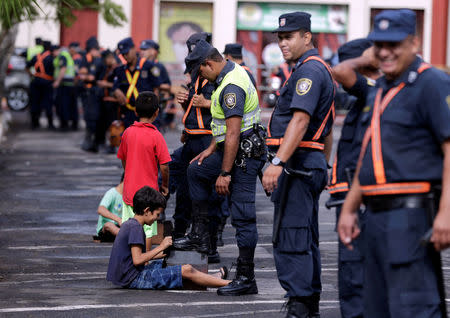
left=0, top=300, right=341, bottom=313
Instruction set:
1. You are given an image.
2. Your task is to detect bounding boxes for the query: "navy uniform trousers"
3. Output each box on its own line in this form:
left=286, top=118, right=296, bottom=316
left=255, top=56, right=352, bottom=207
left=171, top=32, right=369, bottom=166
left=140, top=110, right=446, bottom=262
left=363, top=206, right=440, bottom=318
left=335, top=205, right=365, bottom=318
left=30, top=78, right=53, bottom=127
left=169, top=134, right=221, bottom=234
left=272, top=151, right=328, bottom=297
left=188, top=149, right=264, bottom=248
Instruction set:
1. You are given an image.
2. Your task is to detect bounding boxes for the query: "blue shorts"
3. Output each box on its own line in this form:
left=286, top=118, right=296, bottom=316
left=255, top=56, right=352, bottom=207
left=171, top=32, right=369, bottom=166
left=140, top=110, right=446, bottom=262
left=128, top=260, right=183, bottom=290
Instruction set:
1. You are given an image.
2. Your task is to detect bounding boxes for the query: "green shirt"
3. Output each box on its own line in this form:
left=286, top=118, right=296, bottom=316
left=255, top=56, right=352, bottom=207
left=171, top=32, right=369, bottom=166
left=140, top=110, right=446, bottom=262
left=96, top=187, right=123, bottom=234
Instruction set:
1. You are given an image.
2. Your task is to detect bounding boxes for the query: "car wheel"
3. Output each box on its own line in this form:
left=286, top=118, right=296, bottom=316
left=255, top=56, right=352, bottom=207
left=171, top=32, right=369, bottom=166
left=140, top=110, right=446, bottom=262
left=7, top=86, right=29, bottom=111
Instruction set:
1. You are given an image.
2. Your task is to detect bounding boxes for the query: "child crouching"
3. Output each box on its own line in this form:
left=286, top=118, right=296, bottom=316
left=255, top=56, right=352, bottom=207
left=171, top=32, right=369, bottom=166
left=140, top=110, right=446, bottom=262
left=107, top=186, right=230, bottom=289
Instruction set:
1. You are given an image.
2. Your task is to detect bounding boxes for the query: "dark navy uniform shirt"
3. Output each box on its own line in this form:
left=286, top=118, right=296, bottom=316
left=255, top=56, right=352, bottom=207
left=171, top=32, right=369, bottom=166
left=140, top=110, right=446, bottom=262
left=330, top=73, right=375, bottom=199
left=153, top=61, right=171, bottom=85
left=184, top=73, right=214, bottom=131
left=27, top=52, right=54, bottom=84
left=359, top=57, right=450, bottom=186
left=269, top=48, right=334, bottom=144
left=112, top=56, right=161, bottom=107
left=240, top=62, right=257, bottom=88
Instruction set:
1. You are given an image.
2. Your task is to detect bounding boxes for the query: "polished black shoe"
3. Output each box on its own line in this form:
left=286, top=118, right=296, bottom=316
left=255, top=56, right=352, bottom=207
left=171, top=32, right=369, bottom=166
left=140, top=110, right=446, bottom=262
left=207, top=251, right=220, bottom=263
left=217, top=274, right=258, bottom=296
left=285, top=298, right=310, bottom=318
left=173, top=232, right=209, bottom=253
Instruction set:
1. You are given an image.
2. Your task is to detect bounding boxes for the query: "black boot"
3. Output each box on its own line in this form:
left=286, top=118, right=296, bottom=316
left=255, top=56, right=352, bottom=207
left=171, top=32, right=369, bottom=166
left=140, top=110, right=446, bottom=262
left=217, top=258, right=258, bottom=296
left=309, top=293, right=320, bottom=318
left=81, top=131, right=97, bottom=152
left=216, top=216, right=227, bottom=247
left=207, top=227, right=220, bottom=264
left=285, top=298, right=310, bottom=318
left=173, top=201, right=209, bottom=253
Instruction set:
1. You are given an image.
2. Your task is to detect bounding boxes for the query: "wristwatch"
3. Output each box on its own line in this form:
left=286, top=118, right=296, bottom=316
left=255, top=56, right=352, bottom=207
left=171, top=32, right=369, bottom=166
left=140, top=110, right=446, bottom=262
left=271, top=156, right=286, bottom=167
left=220, top=170, right=232, bottom=177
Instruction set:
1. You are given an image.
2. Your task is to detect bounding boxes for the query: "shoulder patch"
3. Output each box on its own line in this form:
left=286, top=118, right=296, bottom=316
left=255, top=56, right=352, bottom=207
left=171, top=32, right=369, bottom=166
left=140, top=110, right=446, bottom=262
left=446, top=95, right=450, bottom=109
left=363, top=105, right=371, bottom=113
left=151, top=66, right=160, bottom=77
left=224, top=93, right=236, bottom=109
left=296, top=78, right=312, bottom=96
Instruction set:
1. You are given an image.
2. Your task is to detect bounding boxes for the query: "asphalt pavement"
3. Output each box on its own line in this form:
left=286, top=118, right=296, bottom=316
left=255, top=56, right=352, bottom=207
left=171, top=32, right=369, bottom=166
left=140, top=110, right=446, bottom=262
left=0, top=111, right=449, bottom=318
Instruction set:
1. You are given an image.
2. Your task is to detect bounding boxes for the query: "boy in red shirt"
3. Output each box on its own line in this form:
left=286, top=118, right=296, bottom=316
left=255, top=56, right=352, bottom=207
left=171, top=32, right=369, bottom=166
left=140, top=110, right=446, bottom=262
left=118, top=91, right=171, bottom=250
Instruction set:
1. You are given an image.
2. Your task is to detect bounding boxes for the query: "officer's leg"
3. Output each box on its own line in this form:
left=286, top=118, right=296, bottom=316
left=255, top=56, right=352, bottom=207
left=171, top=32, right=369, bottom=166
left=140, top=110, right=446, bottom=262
left=363, top=209, right=389, bottom=318
left=81, top=88, right=100, bottom=152
left=383, top=208, right=441, bottom=318
left=60, top=86, right=73, bottom=130
left=217, top=196, right=231, bottom=247
left=43, top=84, right=54, bottom=129
left=336, top=206, right=364, bottom=318
left=29, top=80, right=41, bottom=129
left=217, top=158, right=262, bottom=296
left=273, top=167, right=326, bottom=316
left=173, top=151, right=222, bottom=253
left=170, top=145, right=192, bottom=237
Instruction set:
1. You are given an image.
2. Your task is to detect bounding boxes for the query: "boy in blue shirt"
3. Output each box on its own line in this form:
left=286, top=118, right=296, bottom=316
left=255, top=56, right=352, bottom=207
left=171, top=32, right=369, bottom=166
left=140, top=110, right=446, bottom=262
left=107, top=186, right=230, bottom=289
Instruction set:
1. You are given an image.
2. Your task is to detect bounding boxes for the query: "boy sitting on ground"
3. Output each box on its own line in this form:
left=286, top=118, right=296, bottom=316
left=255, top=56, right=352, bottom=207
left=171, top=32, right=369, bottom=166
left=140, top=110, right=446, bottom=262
left=117, top=91, right=171, bottom=250
left=94, top=173, right=124, bottom=242
left=107, top=186, right=230, bottom=289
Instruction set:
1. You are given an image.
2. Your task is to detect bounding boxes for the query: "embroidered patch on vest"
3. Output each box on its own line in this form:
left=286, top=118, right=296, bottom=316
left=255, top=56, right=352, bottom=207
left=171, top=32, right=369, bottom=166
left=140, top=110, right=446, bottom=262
left=224, top=93, right=236, bottom=109
left=296, top=78, right=312, bottom=96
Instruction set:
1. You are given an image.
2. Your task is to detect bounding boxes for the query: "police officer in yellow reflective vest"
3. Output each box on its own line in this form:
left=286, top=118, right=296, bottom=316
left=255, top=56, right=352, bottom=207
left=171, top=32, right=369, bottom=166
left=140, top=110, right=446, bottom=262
left=53, top=47, right=77, bottom=131
left=173, top=40, right=266, bottom=296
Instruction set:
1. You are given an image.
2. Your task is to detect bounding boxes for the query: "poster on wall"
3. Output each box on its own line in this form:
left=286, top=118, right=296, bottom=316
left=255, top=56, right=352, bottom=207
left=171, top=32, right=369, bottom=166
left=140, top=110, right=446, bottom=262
left=237, top=3, right=347, bottom=34
left=159, top=2, right=213, bottom=84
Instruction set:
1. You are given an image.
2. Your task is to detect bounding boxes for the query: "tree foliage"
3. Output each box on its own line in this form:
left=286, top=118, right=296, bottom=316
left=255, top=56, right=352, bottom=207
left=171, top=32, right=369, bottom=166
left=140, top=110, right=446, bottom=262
left=0, top=0, right=127, bottom=30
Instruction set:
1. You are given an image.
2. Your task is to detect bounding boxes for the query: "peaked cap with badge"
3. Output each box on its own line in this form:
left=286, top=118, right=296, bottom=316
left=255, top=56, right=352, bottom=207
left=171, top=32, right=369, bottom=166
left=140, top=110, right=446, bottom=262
left=273, top=11, right=311, bottom=33
left=367, top=9, right=416, bottom=42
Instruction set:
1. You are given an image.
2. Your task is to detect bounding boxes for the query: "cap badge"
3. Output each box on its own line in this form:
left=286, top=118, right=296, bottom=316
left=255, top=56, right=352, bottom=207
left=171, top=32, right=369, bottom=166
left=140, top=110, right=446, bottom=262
left=280, top=18, right=286, bottom=27
left=379, top=19, right=390, bottom=30
left=190, top=44, right=196, bottom=52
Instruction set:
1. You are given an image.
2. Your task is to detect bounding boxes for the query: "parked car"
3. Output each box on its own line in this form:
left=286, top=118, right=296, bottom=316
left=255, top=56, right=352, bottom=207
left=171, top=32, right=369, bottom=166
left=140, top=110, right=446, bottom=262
left=5, top=48, right=31, bottom=111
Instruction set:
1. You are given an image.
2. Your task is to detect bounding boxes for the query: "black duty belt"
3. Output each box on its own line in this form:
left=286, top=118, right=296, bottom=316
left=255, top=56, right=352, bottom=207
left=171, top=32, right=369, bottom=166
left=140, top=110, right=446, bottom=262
left=364, top=194, right=430, bottom=213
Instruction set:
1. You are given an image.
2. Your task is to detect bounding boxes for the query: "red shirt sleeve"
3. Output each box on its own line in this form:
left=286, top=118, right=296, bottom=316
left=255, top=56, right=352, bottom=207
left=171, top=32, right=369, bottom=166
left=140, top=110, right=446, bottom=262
left=155, top=132, right=171, bottom=165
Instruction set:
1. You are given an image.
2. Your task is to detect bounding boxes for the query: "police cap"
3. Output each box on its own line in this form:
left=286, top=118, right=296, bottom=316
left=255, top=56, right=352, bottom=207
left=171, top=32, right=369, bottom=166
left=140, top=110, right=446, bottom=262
left=186, top=32, right=212, bottom=53
left=140, top=39, right=159, bottom=51
left=368, top=9, right=416, bottom=42
left=43, top=41, right=51, bottom=51
left=86, top=36, right=99, bottom=51
left=117, top=37, right=135, bottom=55
left=338, top=38, right=373, bottom=62
left=273, top=12, right=311, bottom=33
left=69, top=41, right=80, bottom=48
left=184, top=39, right=214, bottom=75
left=223, top=43, right=242, bottom=57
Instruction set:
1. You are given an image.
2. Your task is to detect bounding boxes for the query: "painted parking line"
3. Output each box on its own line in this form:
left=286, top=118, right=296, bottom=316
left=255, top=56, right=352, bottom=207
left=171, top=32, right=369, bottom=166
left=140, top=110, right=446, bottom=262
left=0, top=300, right=341, bottom=313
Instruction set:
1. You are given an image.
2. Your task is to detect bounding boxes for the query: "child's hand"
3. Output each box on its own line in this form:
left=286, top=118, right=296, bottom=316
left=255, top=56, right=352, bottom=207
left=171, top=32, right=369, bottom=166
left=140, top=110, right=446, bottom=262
left=161, top=236, right=173, bottom=249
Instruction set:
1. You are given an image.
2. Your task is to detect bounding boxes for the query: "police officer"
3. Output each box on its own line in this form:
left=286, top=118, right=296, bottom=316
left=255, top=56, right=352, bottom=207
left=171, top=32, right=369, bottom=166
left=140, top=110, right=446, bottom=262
left=113, top=37, right=161, bottom=129
left=170, top=32, right=223, bottom=262
left=338, top=9, right=450, bottom=318
left=27, top=40, right=55, bottom=130
left=262, top=12, right=335, bottom=317
left=329, top=39, right=380, bottom=318
left=53, top=46, right=77, bottom=131
left=173, top=40, right=265, bottom=296
left=79, top=36, right=104, bottom=151
left=140, top=39, right=172, bottom=129
left=223, top=43, right=257, bottom=88
left=27, top=37, right=43, bottom=64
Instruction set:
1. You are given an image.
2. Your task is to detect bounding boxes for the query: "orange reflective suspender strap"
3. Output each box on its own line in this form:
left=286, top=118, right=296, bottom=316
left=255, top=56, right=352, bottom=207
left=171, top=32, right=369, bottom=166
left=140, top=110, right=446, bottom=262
left=182, top=77, right=212, bottom=135
left=357, top=62, right=432, bottom=196
left=329, top=182, right=350, bottom=194
left=124, top=58, right=146, bottom=111
left=266, top=56, right=335, bottom=150
left=34, top=51, right=53, bottom=81
left=360, top=182, right=431, bottom=196
left=242, top=65, right=251, bottom=72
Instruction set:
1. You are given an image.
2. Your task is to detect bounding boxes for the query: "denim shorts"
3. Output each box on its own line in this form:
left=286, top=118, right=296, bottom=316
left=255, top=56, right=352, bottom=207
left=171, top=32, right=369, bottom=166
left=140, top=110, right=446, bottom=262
left=128, top=260, right=183, bottom=290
